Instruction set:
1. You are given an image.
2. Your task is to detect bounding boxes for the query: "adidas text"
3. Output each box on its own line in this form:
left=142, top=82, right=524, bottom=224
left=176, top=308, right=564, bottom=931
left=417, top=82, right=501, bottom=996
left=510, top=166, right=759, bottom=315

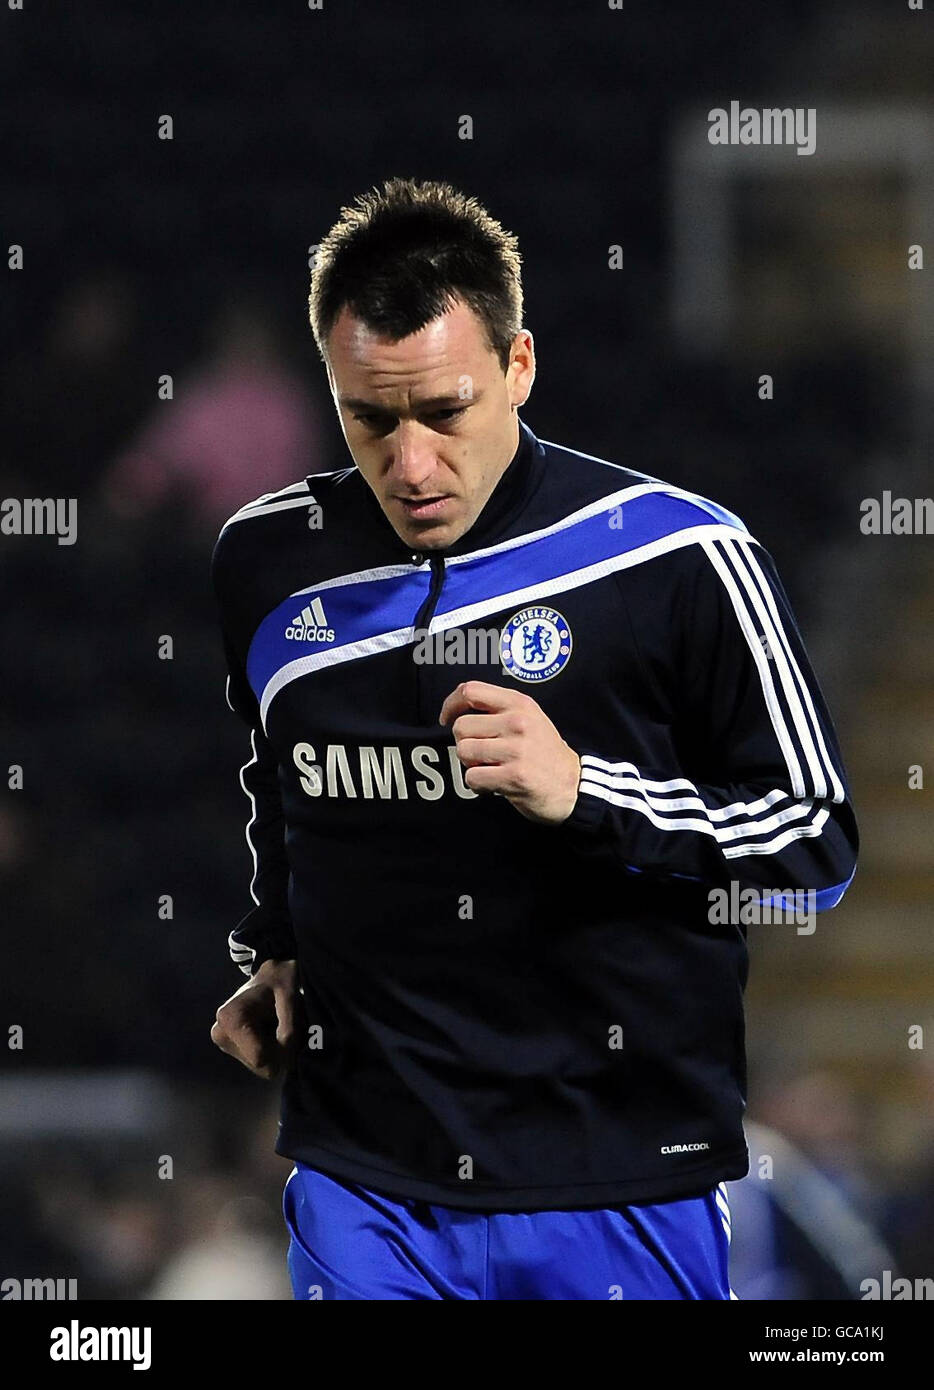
left=285, top=625, right=335, bottom=642
left=286, top=596, right=334, bottom=642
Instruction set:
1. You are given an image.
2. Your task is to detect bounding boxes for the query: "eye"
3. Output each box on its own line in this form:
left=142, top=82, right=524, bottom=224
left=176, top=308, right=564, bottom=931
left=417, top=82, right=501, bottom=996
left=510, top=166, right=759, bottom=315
left=350, top=407, right=465, bottom=429
left=353, top=413, right=394, bottom=429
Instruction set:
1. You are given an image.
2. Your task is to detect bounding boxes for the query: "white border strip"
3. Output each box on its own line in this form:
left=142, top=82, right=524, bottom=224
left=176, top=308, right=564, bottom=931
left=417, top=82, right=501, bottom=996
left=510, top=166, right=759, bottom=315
left=701, top=539, right=805, bottom=798
left=728, top=540, right=845, bottom=803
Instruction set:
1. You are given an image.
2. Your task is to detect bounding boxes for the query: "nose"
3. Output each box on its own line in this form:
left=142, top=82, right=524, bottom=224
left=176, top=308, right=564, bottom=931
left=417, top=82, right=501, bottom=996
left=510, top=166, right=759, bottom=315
left=388, top=421, right=437, bottom=491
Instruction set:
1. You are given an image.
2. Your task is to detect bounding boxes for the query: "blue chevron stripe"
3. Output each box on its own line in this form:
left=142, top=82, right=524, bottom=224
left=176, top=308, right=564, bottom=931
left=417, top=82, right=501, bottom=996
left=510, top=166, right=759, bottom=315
left=435, top=490, right=746, bottom=623
left=245, top=489, right=748, bottom=708
left=246, top=566, right=430, bottom=703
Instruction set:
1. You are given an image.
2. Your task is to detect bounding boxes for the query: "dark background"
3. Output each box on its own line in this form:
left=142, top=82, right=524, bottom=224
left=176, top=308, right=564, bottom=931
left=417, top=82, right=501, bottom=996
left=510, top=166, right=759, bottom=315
left=1, top=0, right=932, bottom=1299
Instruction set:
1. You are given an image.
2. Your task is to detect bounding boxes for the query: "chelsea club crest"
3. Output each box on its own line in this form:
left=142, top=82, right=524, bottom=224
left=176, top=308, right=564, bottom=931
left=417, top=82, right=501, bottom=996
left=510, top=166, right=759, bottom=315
left=500, top=606, right=572, bottom=683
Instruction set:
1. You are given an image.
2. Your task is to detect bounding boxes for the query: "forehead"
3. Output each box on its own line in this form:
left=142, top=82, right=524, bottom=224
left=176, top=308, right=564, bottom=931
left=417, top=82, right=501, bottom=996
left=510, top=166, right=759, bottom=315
left=327, top=299, right=493, bottom=384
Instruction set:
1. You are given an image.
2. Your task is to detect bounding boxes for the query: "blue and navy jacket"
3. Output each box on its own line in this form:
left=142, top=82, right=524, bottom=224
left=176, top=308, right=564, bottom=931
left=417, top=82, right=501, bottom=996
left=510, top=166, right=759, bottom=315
left=211, top=417, right=858, bottom=1210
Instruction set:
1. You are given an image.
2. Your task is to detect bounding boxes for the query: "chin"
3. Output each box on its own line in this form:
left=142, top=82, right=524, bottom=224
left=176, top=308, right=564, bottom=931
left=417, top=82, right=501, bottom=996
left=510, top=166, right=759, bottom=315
left=399, top=515, right=468, bottom=551
left=404, top=528, right=455, bottom=551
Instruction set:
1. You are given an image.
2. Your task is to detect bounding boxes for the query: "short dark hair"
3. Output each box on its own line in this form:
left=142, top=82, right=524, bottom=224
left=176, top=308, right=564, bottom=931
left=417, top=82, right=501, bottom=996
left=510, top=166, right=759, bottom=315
left=309, top=177, right=523, bottom=372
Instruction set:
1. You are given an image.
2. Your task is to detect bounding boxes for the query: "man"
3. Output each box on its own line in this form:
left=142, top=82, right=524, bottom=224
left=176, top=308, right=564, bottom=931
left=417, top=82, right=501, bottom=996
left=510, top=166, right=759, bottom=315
left=210, top=177, right=858, bottom=1300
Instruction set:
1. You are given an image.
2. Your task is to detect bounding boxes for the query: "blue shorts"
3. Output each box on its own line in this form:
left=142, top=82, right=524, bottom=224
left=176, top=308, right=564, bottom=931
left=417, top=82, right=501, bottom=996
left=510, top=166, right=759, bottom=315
left=282, top=1161, right=735, bottom=1300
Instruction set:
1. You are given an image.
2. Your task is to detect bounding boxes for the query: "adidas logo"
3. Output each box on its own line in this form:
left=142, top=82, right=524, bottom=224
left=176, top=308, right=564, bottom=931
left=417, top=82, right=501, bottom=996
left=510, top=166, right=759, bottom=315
left=285, top=596, right=335, bottom=642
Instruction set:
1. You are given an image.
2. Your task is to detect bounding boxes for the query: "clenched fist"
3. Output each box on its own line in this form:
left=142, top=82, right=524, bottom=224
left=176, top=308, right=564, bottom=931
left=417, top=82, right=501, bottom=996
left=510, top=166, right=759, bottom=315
left=439, top=680, right=582, bottom=824
left=210, top=958, right=301, bottom=1080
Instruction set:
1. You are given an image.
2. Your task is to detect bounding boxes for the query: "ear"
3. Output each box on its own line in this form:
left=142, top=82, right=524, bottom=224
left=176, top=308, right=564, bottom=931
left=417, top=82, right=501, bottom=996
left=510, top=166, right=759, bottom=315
left=508, top=329, right=535, bottom=408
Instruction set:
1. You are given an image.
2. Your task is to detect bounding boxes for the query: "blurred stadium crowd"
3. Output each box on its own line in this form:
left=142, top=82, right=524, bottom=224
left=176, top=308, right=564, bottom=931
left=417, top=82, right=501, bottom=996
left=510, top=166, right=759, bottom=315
left=2, top=1, right=932, bottom=1298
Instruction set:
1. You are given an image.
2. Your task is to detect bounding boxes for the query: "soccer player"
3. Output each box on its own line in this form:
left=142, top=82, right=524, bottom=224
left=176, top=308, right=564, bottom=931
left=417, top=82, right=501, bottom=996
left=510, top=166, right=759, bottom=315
left=209, top=177, right=858, bottom=1300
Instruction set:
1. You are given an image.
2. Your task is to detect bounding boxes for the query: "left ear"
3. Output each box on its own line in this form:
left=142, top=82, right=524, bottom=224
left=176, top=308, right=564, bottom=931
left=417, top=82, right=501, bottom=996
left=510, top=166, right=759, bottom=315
left=507, top=329, right=535, bottom=408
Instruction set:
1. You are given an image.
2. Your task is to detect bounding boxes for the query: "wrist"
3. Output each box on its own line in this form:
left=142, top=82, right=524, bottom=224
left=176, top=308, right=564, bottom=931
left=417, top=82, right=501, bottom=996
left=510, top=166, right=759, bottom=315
left=553, top=745, right=583, bottom=823
left=253, top=956, right=297, bottom=981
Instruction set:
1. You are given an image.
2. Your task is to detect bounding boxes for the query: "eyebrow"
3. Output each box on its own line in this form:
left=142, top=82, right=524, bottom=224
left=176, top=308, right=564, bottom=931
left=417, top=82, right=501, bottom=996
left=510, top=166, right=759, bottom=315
left=339, top=393, right=481, bottom=413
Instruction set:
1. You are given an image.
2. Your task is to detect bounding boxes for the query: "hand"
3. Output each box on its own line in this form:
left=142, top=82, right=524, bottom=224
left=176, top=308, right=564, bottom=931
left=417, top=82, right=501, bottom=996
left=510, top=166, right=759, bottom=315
left=210, top=958, right=301, bottom=1080
left=438, top=680, right=582, bottom=824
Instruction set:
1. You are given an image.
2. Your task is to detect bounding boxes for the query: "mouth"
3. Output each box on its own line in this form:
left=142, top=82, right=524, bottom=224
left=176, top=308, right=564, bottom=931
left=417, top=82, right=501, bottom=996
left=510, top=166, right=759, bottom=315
left=393, top=495, right=452, bottom=520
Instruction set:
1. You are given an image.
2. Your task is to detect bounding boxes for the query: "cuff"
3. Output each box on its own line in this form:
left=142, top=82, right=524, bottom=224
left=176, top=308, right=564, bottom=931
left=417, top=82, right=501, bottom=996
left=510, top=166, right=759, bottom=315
left=229, top=915, right=296, bottom=977
left=559, top=751, right=607, bottom=835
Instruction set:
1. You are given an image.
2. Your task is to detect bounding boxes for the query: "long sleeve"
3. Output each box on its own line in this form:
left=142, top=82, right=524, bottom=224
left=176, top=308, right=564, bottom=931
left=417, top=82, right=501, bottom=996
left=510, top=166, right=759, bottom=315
left=563, top=534, right=858, bottom=911
left=217, top=612, right=297, bottom=977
